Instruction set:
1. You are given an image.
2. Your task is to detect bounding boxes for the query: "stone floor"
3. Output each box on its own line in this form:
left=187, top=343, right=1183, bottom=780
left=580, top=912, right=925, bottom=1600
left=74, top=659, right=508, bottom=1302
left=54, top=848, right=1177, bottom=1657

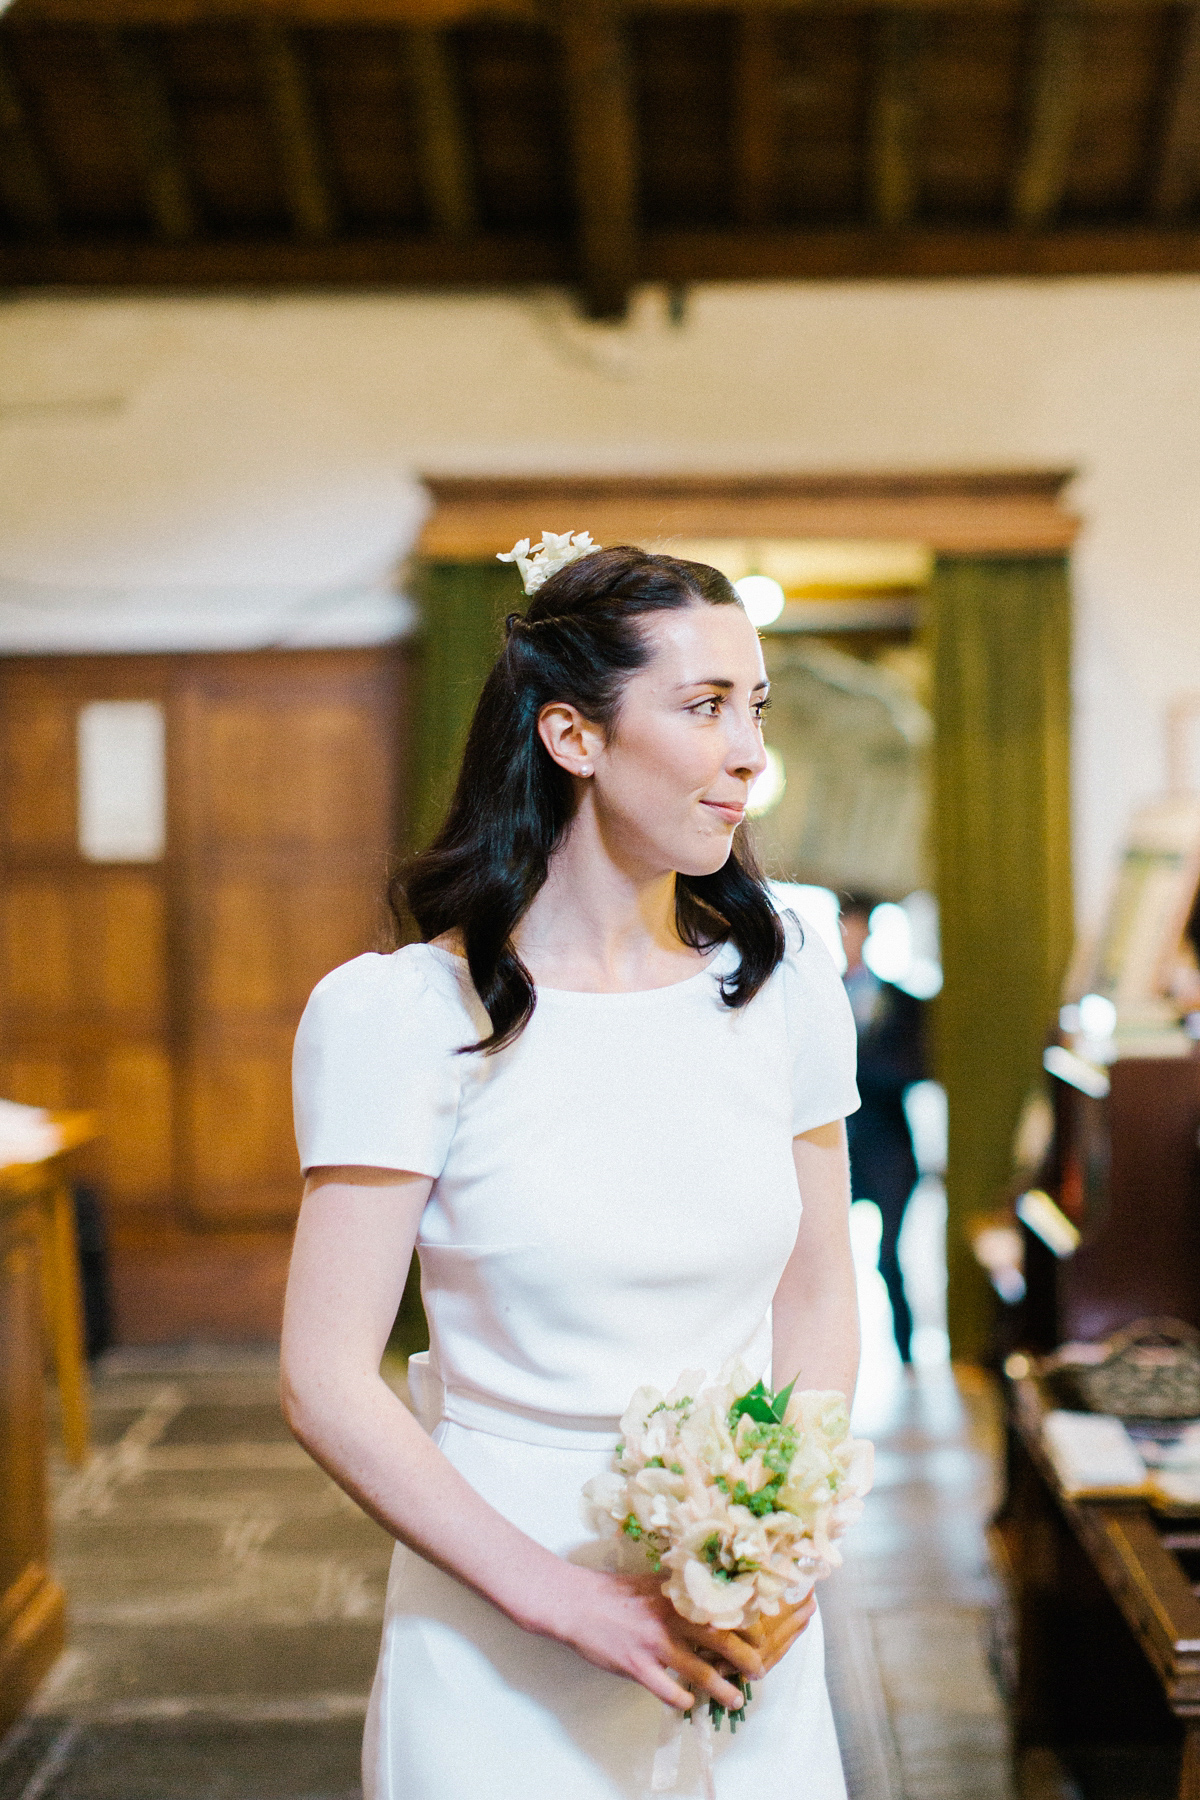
left=0, top=1328, right=1020, bottom=1800
left=4, top=1347, right=386, bottom=1800
left=839, top=1360, right=1014, bottom=1800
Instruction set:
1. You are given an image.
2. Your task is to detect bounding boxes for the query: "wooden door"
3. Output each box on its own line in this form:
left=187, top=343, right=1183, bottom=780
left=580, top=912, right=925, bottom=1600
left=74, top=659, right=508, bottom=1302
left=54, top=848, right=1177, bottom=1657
left=0, top=649, right=411, bottom=1341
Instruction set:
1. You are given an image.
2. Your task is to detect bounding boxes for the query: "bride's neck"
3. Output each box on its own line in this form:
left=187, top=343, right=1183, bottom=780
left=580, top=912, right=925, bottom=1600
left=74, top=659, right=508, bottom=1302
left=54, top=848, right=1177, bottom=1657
left=513, top=816, right=697, bottom=993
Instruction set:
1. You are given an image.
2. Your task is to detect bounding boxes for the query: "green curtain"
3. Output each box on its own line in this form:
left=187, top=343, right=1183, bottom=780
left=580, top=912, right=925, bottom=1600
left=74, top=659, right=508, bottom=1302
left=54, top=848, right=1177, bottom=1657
left=412, top=559, right=517, bottom=849
left=389, top=558, right=517, bottom=1361
left=928, top=554, right=1073, bottom=1361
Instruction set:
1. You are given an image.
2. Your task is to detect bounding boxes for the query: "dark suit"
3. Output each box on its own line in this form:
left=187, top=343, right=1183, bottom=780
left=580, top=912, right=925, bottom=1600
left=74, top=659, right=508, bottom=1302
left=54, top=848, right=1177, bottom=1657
left=844, top=974, right=926, bottom=1362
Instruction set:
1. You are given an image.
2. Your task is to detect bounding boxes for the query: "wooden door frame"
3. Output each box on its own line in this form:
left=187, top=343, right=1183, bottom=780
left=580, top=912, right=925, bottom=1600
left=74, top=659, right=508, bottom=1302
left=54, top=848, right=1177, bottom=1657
left=415, top=470, right=1081, bottom=1366
left=416, top=470, right=1079, bottom=559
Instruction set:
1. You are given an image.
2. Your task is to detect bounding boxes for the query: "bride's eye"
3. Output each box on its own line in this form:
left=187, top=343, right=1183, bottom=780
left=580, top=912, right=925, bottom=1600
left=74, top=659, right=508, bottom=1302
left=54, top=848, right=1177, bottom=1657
left=690, top=696, right=722, bottom=716
left=753, top=697, right=772, bottom=721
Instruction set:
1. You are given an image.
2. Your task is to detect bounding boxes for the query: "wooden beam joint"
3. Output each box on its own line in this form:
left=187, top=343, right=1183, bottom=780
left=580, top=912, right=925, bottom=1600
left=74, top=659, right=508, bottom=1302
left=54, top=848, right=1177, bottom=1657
left=406, top=26, right=477, bottom=241
left=557, top=0, right=638, bottom=320
left=101, top=29, right=198, bottom=241
left=734, top=11, right=780, bottom=228
left=255, top=22, right=337, bottom=240
left=1011, top=1, right=1086, bottom=230
left=869, top=8, right=924, bottom=228
left=1152, top=2, right=1200, bottom=221
left=0, top=42, right=58, bottom=237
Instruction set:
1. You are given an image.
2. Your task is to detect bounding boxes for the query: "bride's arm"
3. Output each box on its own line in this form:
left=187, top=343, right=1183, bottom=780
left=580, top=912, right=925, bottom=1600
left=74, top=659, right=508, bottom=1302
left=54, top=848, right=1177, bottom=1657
left=281, top=1166, right=758, bottom=1711
left=745, top=1119, right=859, bottom=1675
left=773, top=1119, right=860, bottom=1400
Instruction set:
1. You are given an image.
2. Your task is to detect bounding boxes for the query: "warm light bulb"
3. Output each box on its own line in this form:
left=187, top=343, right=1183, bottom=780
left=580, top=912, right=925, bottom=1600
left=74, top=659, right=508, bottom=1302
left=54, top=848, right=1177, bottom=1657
left=1078, top=993, right=1117, bottom=1039
left=734, top=574, right=785, bottom=628
left=747, top=746, right=786, bottom=816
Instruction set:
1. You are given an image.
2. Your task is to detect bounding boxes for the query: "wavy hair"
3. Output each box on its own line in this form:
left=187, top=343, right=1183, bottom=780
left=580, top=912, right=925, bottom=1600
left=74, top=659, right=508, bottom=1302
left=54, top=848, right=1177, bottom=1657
left=390, top=545, right=785, bottom=1052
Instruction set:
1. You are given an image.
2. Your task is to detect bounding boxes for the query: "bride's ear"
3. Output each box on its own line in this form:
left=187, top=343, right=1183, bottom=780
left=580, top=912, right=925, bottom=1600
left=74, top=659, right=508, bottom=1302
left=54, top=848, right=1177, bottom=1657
left=537, top=702, right=604, bottom=780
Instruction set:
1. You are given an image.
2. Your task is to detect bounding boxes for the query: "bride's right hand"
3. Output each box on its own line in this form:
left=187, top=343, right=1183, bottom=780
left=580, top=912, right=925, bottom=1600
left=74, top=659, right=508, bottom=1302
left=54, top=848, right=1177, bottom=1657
left=532, top=1566, right=765, bottom=1712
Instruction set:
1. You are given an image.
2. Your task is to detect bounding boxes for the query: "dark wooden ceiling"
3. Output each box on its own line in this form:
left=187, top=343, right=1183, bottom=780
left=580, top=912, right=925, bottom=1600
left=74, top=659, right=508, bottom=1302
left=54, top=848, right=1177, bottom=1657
left=4, top=0, right=1200, bottom=315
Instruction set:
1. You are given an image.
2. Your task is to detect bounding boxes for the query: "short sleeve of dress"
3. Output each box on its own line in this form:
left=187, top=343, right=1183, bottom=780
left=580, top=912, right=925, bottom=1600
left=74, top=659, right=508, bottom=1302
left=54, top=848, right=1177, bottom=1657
left=779, top=913, right=861, bottom=1136
left=292, top=950, right=465, bottom=1177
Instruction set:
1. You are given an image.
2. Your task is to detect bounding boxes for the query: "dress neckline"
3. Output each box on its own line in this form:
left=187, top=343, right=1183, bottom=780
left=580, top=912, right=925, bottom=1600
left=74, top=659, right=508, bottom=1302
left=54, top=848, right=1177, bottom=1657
left=419, top=939, right=733, bottom=999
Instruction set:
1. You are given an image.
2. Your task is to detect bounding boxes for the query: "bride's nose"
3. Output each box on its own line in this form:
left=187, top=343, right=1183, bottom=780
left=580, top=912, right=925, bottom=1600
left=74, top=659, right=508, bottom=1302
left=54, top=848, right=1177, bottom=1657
left=729, top=713, right=769, bottom=782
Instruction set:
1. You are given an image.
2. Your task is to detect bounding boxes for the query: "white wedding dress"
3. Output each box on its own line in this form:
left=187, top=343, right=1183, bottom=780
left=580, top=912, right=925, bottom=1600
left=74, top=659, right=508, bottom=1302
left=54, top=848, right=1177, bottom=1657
left=292, top=916, right=859, bottom=1800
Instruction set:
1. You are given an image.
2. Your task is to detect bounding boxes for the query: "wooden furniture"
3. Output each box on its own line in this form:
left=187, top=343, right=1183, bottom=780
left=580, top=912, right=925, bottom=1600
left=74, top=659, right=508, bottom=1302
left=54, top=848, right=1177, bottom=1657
left=0, top=1113, right=96, bottom=1737
left=0, top=649, right=412, bottom=1343
left=998, top=1367, right=1200, bottom=1797
left=990, top=1043, right=1200, bottom=1792
left=1016, top=1051, right=1200, bottom=1355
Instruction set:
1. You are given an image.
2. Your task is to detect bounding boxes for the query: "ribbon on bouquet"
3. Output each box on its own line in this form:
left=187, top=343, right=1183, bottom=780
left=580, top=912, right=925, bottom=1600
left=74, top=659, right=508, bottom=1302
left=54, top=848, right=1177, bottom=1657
left=650, top=1703, right=716, bottom=1800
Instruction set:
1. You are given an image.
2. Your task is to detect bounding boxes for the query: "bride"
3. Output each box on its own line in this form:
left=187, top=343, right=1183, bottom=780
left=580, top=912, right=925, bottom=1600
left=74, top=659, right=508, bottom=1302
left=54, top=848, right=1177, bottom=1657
left=282, top=539, right=861, bottom=1799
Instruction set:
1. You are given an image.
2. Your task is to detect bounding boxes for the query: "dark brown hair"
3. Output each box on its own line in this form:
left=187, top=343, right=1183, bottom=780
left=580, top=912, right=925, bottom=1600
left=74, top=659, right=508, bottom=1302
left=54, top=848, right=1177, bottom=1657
left=390, top=545, right=785, bottom=1052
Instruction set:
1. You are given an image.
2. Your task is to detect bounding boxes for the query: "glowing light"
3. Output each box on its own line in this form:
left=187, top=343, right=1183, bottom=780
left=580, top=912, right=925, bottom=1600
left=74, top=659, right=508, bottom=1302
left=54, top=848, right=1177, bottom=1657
left=1078, top=992, right=1118, bottom=1040
left=768, top=882, right=844, bottom=969
left=862, top=902, right=910, bottom=983
left=734, top=573, right=786, bottom=628
left=860, top=893, right=943, bottom=998
left=747, top=745, right=786, bottom=817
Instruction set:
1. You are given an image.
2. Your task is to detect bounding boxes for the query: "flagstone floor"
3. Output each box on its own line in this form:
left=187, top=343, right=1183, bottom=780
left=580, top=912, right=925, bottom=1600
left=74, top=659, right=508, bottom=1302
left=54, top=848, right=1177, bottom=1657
left=1, top=1206, right=1024, bottom=1800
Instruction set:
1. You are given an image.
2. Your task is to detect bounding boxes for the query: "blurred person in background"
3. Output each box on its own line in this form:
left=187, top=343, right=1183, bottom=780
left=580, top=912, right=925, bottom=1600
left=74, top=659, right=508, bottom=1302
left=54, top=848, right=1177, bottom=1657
left=840, top=897, right=926, bottom=1364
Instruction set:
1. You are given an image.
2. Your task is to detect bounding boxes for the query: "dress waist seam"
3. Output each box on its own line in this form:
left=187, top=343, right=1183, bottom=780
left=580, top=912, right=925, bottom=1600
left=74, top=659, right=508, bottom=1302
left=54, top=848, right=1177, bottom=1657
left=407, top=1351, right=623, bottom=1450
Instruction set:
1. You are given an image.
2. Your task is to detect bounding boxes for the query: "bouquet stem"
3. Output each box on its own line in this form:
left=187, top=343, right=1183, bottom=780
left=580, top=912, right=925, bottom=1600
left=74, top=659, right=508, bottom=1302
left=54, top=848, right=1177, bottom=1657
left=686, top=1675, right=752, bottom=1733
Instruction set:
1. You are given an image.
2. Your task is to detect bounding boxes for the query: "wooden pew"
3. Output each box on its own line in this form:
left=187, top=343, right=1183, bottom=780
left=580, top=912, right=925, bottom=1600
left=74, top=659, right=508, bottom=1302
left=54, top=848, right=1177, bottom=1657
left=0, top=1114, right=97, bottom=1736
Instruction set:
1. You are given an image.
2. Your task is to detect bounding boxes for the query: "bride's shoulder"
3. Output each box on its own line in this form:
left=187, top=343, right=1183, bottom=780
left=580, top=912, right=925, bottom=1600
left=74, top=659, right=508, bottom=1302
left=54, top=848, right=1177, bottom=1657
left=773, top=908, right=846, bottom=1000
left=302, top=938, right=471, bottom=1027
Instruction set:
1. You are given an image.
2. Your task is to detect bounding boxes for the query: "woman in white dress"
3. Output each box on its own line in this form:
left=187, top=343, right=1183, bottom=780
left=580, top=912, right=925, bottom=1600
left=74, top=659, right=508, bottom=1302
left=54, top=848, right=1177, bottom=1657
left=282, top=542, right=861, bottom=1800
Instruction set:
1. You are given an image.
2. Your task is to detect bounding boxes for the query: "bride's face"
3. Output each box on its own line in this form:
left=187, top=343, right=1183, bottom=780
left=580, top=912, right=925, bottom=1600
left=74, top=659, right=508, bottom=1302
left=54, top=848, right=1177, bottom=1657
left=591, top=601, right=770, bottom=877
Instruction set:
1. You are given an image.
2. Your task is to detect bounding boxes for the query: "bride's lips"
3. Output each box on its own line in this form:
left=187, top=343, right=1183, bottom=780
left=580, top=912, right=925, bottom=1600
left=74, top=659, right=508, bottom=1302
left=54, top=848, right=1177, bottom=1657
left=701, top=799, right=746, bottom=824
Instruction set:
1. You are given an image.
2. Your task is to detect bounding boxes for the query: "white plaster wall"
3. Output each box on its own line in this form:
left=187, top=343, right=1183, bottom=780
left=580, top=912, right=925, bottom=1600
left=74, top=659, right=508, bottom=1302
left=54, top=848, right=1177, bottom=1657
left=3, top=278, right=1200, bottom=927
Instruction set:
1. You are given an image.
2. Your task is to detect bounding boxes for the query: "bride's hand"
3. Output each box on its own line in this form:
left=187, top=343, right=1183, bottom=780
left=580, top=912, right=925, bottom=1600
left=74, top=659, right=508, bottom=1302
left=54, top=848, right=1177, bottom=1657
left=740, top=1589, right=817, bottom=1674
left=535, top=1568, right=765, bottom=1712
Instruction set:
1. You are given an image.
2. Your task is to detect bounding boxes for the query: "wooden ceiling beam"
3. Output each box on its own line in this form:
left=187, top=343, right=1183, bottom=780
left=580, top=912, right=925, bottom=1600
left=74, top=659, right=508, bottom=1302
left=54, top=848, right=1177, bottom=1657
left=558, top=0, right=638, bottom=320
left=647, top=223, right=1200, bottom=279
left=1010, top=1, right=1086, bottom=229
left=868, top=8, right=923, bottom=228
left=0, top=42, right=59, bottom=236
left=101, top=31, right=198, bottom=240
left=1152, top=3, right=1200, bottom=220
left=12, top=225, right=1200, bottom=289
left=4, top=0, right=1184, bottom=20
left=406, top=26, right=476, bottom=240
left=255, top=21, right=337, bottom=238
left=734, top=11, right=779, bottom=228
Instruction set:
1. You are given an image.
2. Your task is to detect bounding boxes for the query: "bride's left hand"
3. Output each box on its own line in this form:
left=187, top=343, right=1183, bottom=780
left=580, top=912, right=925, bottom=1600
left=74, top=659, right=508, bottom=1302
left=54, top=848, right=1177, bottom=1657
left=738, top=1589, right=817, bottom=1676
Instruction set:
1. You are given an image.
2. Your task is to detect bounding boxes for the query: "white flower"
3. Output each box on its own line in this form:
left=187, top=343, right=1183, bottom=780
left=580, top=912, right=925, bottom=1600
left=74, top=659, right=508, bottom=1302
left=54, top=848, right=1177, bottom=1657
left=671, top=1558, right=757, bottom=1631
left=497, top=530, right=599, bottom=594
left=587, top=1368, right=873, bottom=1636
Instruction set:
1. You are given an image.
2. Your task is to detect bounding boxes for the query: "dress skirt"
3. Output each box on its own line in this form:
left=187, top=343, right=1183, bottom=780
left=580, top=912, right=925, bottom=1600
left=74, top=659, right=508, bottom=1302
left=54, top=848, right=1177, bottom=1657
left=364, top=1362, right=848, bottom=1800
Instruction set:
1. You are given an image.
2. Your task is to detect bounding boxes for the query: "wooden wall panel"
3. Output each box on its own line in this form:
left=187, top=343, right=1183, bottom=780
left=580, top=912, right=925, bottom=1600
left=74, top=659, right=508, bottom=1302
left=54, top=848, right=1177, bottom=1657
left=174, top=653, right=403, bottom=1233
left=0, top=647, right=411, bottom=1340
left=201, top=879, right=376, bottom=1013
left=0, top=874, right=166, bottom=1018
left=0, top=662, right=176, bottom=1245
left=184, top=1045, right=300, bottom=1223
left=102, top=1048, right=174, bottom=1200
left=1, top=684, right=76, bottom=853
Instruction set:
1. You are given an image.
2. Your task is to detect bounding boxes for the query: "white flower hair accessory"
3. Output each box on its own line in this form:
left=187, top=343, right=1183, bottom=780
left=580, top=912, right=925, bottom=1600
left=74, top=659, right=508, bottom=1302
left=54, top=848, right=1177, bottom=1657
left=497, top=530, right=599, bottom=595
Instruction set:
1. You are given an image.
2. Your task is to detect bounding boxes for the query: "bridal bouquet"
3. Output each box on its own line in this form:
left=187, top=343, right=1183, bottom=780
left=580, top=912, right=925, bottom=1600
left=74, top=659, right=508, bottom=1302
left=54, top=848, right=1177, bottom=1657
left=584, top=1365, right=873, bottom=1732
